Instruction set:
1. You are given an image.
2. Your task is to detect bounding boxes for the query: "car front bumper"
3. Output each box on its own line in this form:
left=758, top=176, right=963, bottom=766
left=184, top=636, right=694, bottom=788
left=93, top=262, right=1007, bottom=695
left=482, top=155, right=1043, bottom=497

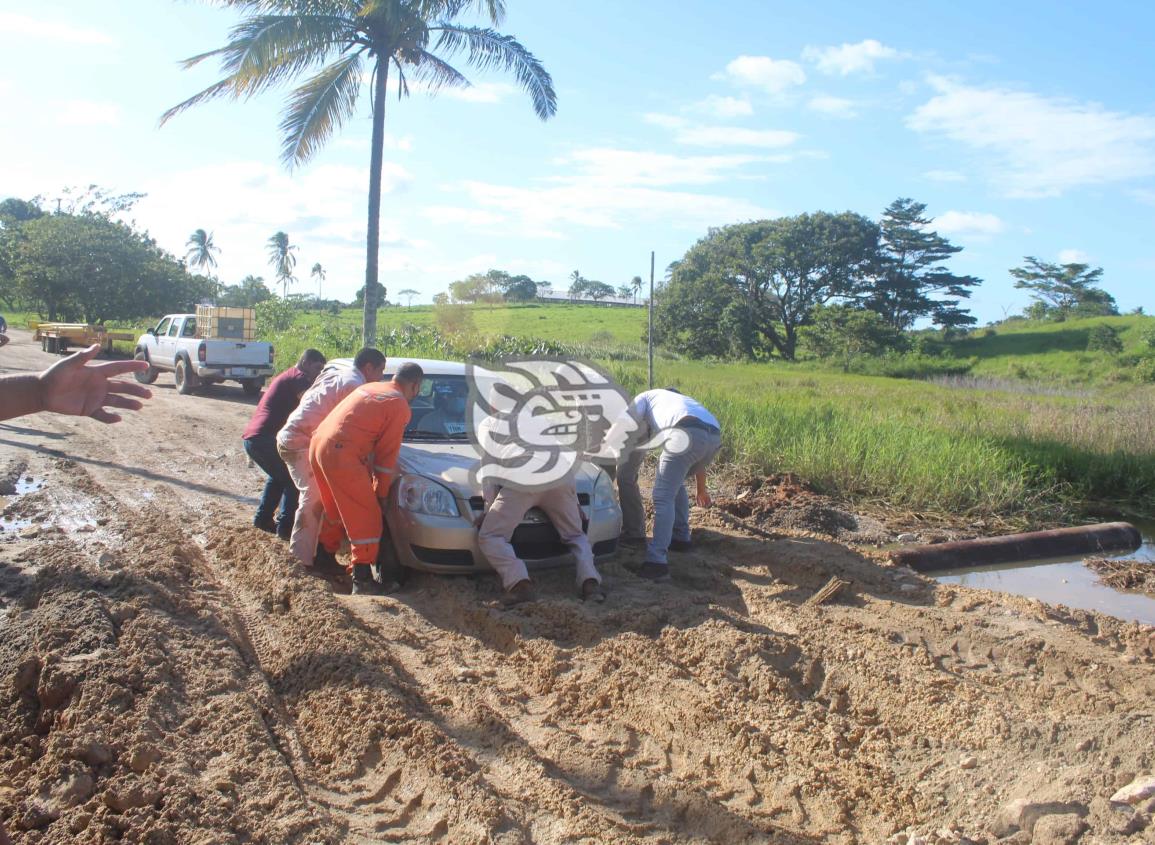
left=385, top=495, right=621, bottom=575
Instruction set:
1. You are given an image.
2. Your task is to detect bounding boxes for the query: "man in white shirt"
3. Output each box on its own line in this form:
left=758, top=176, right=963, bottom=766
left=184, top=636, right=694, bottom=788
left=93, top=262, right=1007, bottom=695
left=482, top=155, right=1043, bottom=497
left=617, top=388, right=722, bottom=582
left=276, top=347, right=387, bottom=569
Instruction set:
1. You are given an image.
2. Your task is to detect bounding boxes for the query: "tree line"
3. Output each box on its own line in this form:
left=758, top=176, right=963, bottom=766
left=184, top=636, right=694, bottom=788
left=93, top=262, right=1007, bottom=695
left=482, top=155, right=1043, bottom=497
left=653, top=198, right=1118, bottom=361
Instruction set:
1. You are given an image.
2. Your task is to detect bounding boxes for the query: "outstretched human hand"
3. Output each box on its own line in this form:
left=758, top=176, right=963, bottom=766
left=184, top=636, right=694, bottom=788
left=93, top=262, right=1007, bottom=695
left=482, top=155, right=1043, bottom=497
left=40, top=343, right=152, bottom=423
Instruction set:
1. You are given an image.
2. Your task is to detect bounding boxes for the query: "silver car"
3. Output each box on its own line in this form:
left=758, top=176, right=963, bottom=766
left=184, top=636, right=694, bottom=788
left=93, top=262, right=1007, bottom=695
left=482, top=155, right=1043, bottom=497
left=378, top=358, right=622, bottom=575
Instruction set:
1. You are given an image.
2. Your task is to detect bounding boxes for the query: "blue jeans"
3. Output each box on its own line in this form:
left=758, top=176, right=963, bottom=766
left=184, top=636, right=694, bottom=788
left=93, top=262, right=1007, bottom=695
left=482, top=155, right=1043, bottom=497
left=243, top=435, right=298, bottom=539
left=618, top=426, right=722, bottom=566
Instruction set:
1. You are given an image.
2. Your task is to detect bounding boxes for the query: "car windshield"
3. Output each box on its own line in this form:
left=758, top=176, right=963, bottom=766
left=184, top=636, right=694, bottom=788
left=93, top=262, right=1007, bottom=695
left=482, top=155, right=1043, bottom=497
left=404, top=374, right=469, bottom=441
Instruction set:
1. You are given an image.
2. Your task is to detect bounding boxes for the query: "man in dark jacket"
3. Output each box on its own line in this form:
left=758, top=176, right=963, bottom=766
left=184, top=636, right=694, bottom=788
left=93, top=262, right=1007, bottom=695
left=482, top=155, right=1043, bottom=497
left=242, top=349, right=325, bottom=538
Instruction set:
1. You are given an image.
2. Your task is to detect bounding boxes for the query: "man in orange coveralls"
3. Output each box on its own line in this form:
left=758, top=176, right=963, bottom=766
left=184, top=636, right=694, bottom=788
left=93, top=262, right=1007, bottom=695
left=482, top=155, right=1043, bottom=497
left=310, top=361, right=424, bottom=595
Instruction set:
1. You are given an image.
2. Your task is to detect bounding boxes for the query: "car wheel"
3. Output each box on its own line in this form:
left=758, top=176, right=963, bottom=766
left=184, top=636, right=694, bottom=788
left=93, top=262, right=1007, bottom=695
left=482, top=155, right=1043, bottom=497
left=241, top=378, right=264, bottom=397
left=175, top=358, right=200, bottom=395
left=133, top=351, right=158, bottom=385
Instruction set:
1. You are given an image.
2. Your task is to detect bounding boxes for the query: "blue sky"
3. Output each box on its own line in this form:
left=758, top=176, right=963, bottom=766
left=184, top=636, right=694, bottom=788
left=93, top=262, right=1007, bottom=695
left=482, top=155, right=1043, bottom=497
left=1, top=0, right=1153, bottom=323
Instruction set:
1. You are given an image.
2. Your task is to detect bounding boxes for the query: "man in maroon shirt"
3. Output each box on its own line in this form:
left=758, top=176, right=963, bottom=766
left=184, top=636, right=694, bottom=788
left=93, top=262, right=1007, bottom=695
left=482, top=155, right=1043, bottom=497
left=242, top=349, right=325, bottom=538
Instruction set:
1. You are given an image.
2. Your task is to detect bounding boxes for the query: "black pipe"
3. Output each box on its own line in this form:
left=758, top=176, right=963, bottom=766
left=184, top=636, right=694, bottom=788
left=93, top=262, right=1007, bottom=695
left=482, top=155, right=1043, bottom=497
left=891, top=521, right=1143, bottom=572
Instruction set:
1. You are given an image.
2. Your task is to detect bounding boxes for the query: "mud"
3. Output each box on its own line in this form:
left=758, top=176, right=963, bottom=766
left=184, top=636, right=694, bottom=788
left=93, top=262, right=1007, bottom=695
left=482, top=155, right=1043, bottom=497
left=2, top=329, right=1154, bottom=844
left=1086, top=557, right=1155, bottom=597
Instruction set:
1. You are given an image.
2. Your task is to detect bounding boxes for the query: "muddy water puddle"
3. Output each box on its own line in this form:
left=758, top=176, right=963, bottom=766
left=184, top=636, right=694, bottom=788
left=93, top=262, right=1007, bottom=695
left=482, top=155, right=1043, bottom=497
left=930, top=520, right=1155, bottom=625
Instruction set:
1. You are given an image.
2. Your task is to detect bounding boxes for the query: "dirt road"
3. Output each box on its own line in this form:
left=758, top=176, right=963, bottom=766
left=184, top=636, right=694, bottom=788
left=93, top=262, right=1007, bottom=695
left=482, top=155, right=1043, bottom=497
left=2, top=330, right=1153, bottom=844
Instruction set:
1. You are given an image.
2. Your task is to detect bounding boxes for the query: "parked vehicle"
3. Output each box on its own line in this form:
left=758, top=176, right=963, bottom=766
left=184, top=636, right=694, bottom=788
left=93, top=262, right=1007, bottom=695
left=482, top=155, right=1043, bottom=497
left=33, top=322, right=135, bottom=355
left=373, top=358, right=622, bottom=577
left=134, top=311, right=274, bottom=395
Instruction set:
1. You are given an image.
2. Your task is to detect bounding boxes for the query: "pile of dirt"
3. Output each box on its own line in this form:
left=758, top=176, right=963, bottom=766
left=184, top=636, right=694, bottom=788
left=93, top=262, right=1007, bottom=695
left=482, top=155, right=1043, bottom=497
left=713, top=474, right=890, bottom=545
left=1086, top=557, right=1155, bottom=596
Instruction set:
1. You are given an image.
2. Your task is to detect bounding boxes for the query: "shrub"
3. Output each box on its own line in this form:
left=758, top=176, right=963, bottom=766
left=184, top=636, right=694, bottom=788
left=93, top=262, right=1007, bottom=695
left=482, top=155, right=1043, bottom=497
left=1087, top=323, right=1123, bottom=354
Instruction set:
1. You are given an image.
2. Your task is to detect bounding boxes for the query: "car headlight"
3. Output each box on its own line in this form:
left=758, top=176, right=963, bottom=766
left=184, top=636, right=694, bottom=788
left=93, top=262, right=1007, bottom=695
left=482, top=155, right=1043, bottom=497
left=397, top=475, right=460, bottom=518
left=592, top=470, right=617, bottom=510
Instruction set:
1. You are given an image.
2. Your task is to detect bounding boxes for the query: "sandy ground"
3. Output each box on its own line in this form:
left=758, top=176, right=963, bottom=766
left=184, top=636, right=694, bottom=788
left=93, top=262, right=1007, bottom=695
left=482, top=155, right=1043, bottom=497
left=2, top=328, right=1154, bottom=845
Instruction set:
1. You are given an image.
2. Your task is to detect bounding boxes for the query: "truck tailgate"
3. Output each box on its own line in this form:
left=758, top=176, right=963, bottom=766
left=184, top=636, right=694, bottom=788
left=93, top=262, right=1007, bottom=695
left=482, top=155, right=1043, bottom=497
left=203, top=341, right=269, bottom=367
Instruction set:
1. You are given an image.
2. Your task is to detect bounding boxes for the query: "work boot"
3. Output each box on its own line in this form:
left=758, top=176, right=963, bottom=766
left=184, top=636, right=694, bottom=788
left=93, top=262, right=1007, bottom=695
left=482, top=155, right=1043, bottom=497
left=668, top=538, right=693, bottom=552
left=637, top=561, right=671, bottom=583
left=351, top=563, right=390, bottom=596
left=311, top=546, right=343, bottom=577
left=580, top=578, right=607, bottom=603
left=254, top=517, right=276, bottom=535
left=500, top=579, right=537, bottom=607
left=619, top=535, right=646, bottom=550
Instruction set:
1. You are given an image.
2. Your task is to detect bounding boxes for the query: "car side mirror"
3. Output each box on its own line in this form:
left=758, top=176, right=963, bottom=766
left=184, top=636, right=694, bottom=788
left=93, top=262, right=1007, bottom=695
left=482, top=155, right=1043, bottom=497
left=147, top=328, right=157, bottom=336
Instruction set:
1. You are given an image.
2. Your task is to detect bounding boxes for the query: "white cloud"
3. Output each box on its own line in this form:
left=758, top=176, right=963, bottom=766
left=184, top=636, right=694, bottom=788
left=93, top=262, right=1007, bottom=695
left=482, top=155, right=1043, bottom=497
left=443, top=147, right=778, bottom=239
left=674, top=127, right=799, bottom=148
left=134, top=160, right=415, bottom=297
left=802, top=40, right=900, bottom=76
left=1058, top=248, right=1090, bottom=264
left=0, top=12, right=114, bottom=45
left=421, top=206, right=507, bottom=227
left=694, top=95, right=754, bottom=118
left=807, top=96, right=857, bottom=118
left=437, top=81, right=517, bottom=104
left=643, top=112, right=689, bottom=130
left=55, top=100, right=121, bottom=127
left=923, top=169, right=966, bottom=182
left=933, top=211, right=1005, bottom=238
left=335, top=133, right=413, bottom=153
left=717, top=56, right=806, bottom=94
left=907, top=76, right=1155, bottom=197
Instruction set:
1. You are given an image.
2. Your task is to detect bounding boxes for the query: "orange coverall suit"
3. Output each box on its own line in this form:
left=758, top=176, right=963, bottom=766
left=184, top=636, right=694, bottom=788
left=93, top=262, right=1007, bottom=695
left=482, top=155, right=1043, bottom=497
left=309, top=383, right=411, bottom=570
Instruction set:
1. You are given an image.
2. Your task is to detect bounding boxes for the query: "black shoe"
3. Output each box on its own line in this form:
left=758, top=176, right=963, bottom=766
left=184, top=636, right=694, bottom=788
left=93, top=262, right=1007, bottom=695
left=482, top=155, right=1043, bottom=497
left=619, top=535, right=647, bottom=549
left=501, top=579, right=537, bottom=607
left=312, top=547, right=344, bottom=577
left=254, top=518, right=276, bottom=535
left=668, top=538, right=693, bottom=552
left=351, top=563, right=390, bottom=596
left=637, top=561, right=671, bottom=583
left=580, top=578, right=607, bottom=603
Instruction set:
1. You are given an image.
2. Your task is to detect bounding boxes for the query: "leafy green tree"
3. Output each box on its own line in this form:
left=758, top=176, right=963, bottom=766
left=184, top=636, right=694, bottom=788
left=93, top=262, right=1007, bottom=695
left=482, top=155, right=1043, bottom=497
left=502, top=274, right=538, bottom=301
left=867, top=198, right=979, bottom=329
left=1011, top=256, right=1116, bottom=320
left=7, top=212, right=208, bottom=322
left=1086, top=323, right=1124, bottom=354
left=585, top=280, right=615, bottom=301
left=450, top=272, right=501, bottom=305
left=432, top=291, right=449, bottom=306
left=802, top=304, right=907, bottom=371
left=162, top=0, right=556, bottom=349
left=220, top=275, right=274, bottom=306
left=354, top=281, right=387, bottom=309
left=266, top=231, right=297, bottom=298
left=656, top=212, right=879, bottom=360
left=398, top=287, right=420, bottom=308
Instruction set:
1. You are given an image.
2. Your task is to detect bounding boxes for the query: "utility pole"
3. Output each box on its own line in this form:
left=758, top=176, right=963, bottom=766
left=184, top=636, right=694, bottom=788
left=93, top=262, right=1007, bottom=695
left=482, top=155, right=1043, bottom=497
left=647, top=251, right=655, bottom=390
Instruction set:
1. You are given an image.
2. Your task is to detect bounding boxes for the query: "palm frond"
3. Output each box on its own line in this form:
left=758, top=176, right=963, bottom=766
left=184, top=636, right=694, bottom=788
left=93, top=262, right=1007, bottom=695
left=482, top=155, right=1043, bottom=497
left=407, top=51, right=470, bottom=92
left=279, top=53, right=363, bottom=167
left=412, top=0, right=505, bottom=25
left=431, top=25, right=555, bottom=119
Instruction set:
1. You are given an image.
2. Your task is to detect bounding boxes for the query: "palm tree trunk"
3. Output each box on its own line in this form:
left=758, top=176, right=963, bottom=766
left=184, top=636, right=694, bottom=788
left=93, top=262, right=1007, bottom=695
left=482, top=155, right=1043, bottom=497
left=363, top=55, right=389, bottom=348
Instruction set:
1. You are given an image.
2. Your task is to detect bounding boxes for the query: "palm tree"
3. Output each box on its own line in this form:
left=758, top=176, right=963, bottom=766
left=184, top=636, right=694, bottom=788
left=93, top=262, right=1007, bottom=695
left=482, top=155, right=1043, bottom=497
left=267, top=231, right=298, bottom=298
left=631, top=275, right=643, bottom=305
left=185, top=228, right=220, bottom=273
left=311, top=262, right=326, bottom=303
left=398, top=287, right=420, bottom=308
left=161, top=0, right=556, bottom=348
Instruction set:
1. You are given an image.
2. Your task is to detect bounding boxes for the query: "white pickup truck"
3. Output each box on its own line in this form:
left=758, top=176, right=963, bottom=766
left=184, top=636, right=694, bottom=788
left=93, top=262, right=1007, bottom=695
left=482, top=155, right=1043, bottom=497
left=133, top=313, right=274, bottom=395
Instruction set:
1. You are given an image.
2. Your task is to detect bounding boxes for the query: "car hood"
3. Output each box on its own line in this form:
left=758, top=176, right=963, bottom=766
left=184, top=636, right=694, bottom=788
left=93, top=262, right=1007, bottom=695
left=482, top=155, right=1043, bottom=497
left=398, top=441, right=602, bottom=496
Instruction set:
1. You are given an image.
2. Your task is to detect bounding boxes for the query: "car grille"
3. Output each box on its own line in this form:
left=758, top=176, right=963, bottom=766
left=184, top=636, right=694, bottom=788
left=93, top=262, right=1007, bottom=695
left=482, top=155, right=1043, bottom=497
left=468, top=493, right=590, bottom=512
